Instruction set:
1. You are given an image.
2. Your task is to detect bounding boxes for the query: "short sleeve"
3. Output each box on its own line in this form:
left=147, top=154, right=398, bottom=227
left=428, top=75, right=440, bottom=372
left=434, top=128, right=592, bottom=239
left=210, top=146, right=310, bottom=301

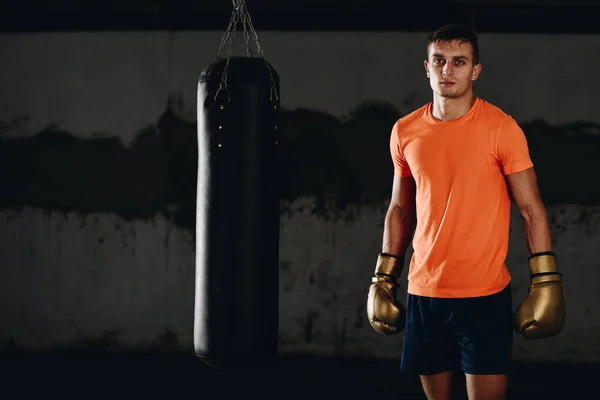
left=390, top=123, right=412, bottom=177
left=496, top=116, right=534, bottom=175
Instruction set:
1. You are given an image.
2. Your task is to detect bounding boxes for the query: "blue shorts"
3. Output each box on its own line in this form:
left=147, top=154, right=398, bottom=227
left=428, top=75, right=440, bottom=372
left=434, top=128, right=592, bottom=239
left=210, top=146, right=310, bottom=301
left=400, top=283, right=514, bottom=376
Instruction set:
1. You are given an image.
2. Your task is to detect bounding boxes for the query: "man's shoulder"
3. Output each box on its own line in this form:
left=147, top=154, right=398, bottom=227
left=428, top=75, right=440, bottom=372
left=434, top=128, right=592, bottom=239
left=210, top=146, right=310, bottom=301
left=477, top=98, right=513, bottom=123
left=392, top=102, right=431, bottom=133
left=476, top=99, right=526, bottom=140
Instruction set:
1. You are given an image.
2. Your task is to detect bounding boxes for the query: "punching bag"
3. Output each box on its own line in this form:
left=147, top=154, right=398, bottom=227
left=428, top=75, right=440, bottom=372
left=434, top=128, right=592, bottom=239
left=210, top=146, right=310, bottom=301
left=194, top=56, right=280, bottom=369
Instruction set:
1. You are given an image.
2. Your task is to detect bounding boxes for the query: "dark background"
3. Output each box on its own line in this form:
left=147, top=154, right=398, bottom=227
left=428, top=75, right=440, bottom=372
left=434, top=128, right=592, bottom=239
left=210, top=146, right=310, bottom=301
left=1, top=0, right=600, bottom=33
left=1, top=1, right=599, bottom=399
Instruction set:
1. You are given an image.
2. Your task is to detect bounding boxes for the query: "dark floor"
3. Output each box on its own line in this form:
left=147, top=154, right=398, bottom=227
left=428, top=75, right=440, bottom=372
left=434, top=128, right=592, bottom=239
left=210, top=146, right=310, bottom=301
left=0, top=351, right=594, bottom=399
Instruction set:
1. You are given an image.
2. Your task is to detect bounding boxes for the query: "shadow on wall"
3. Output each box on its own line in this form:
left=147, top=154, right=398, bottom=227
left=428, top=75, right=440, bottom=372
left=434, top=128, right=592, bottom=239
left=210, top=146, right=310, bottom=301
left=0, top=99, right=599, bottom=231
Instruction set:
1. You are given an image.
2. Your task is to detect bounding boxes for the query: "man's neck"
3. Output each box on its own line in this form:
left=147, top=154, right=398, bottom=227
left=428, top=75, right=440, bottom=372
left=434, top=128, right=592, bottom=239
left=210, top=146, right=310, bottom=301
left=431, top=92, right=476, bottom=122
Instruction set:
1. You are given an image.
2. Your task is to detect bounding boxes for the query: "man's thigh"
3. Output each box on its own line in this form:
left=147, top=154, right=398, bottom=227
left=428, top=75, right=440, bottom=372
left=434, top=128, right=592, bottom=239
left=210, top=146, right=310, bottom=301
left=452, top=284, right=514, bottom=376
left=465, top=373, right=508, bottom=400
left=400, top=293, right=461, bottom=375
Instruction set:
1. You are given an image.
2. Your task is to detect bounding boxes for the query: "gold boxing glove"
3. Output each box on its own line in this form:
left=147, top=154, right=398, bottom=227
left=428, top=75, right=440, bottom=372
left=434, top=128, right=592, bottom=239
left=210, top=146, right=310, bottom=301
left=514, top=252, right=566, bottom=340
left=367, top=253, right=406, bottom=336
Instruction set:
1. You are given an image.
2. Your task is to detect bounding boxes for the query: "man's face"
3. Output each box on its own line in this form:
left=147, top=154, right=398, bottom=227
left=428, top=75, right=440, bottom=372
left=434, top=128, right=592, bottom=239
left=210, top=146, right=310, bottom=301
left=424, top=39, right=482, bottom=99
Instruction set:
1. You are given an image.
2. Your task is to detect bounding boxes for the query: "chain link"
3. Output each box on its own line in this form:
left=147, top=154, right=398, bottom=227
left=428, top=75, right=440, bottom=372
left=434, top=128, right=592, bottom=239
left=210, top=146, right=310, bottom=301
left=213, top=0, right=279, bottom=102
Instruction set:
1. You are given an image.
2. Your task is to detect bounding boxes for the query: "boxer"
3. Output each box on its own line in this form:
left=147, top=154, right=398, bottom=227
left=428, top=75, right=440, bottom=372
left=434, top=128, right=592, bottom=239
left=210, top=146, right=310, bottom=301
left=367, top=24, right=565, bottom=400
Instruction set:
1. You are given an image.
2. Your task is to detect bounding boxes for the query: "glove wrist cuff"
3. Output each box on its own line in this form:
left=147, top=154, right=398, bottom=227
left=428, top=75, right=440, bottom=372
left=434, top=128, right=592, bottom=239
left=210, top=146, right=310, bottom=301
left=528, top=251, right=556, bottom=260
left=528, top=251, right=559, bottom=276
left=375, top=253, right=405, bottom=278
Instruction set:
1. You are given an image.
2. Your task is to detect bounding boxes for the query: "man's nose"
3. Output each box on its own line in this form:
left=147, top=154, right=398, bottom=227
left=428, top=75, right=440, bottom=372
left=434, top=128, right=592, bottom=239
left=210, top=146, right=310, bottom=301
left=442, top=64, right=454, bottom=76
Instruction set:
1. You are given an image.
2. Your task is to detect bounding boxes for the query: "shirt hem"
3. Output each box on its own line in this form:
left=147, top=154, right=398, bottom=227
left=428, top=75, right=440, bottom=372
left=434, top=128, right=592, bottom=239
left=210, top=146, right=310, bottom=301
left=407, top=278, right=512, bottom=299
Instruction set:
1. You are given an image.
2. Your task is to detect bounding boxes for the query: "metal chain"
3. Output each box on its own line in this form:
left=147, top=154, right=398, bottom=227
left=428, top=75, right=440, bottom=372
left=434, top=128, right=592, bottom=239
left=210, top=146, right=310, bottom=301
left=241, top=0, right=279, bottom=101
left=213, top=0, right=279, bottom=102
left=237, top=1, right=253, bottom=58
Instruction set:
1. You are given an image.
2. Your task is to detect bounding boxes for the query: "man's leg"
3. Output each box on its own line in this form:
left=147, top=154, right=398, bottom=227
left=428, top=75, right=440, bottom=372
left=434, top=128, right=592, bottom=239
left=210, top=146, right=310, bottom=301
left=401, top=293, right=460, bottom=400
left=452, top=284, right=514, bottom=400
left=420, top=371, right=453, bottom=400
left=465, top=373, right=507, bottom=400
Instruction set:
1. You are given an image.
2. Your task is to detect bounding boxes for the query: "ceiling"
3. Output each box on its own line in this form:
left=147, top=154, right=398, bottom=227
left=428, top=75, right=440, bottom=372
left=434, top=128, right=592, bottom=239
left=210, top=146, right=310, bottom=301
left=1, top=1, right=599, bottom=33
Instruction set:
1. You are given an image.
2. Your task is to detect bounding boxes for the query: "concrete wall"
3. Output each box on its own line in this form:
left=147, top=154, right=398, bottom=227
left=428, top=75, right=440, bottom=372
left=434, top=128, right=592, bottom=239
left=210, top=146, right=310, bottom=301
left=1, top=31, right=599, bottom=362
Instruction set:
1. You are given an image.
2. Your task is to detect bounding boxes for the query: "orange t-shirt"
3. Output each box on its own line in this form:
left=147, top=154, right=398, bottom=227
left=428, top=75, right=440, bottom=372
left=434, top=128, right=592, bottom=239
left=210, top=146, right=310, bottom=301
left=390, top=97, right=534, bottom=298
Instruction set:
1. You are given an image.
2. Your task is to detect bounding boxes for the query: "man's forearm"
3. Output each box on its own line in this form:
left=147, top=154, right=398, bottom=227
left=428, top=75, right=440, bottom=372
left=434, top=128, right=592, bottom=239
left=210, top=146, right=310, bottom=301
left=382, top=205, right=415, bottom=256
left=522, top=206, right=553, bottom=254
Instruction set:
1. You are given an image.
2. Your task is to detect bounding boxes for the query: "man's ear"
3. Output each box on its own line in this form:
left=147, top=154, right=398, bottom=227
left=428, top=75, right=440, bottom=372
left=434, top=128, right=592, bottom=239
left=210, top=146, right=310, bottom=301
left=424, top=60, right=430, bottom=78
left=472, top=63, right=483, bottom=81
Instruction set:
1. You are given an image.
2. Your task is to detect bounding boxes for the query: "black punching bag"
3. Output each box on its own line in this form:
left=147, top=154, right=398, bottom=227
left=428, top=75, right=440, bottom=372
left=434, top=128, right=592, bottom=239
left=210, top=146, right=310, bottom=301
left=194, top=56, right=280, bottom=369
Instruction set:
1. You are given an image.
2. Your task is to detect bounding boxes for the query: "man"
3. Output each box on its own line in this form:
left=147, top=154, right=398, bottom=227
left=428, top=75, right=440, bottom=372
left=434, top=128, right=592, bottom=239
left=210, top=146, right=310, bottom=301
left=366, top=24, right=566, bottom=400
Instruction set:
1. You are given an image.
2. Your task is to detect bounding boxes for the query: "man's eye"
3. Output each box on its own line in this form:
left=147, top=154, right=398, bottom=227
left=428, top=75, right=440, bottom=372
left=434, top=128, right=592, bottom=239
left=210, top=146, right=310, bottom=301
left=434, top=58, right=444, bottom=64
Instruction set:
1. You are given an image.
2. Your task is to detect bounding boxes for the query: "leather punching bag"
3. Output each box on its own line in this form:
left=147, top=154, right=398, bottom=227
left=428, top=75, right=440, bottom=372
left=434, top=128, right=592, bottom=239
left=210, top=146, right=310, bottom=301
left=194, top=56, right=280, bottom=369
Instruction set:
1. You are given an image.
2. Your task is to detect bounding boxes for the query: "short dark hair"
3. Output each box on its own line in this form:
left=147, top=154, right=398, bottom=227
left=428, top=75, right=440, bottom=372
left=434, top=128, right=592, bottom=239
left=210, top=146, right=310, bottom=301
left=427, top=24, right=480, bottom=65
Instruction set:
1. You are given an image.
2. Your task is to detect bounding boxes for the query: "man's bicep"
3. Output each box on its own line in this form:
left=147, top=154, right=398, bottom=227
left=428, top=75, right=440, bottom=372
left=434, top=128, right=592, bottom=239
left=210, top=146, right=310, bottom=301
left=505, top=167, right=544, bottom=212
left=390, top=175, right=416, bottom=211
